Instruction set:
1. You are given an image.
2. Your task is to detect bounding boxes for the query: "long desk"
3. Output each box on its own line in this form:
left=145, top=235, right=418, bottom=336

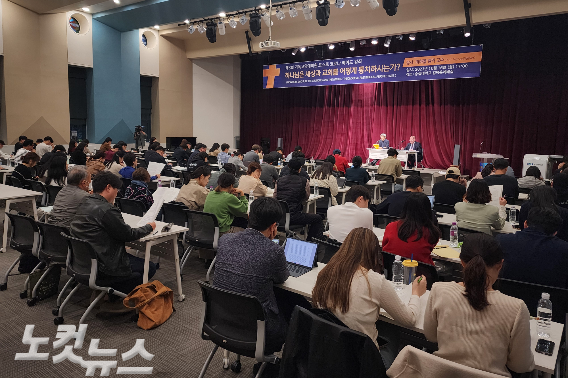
left=367, top=148, right=418, bottom=164
left=1, top=185, right=42, bottom=252
left=0, top=167, right=15, bottom=184
left=436, top=212, right=519, bottom=234
left=280, top=263, right=563, bottom=375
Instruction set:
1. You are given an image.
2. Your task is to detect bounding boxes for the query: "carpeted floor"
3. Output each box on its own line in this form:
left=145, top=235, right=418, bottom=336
left=0, top=241, right=259, bottom=378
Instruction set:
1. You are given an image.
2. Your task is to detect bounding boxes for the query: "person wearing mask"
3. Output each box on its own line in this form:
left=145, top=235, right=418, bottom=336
left=377, top=148, right=403, bottom=191
left=259, top=155, right=279, bottom=189
left=13, top=152, right=40, bottom=187
left=382, top=193, right=441, bottom=265
left=13, top=135, right=27, bottom=154
left=268, top=147, right=284, bottom=162
left=499, top=207, right=568, bottom=288
left=404, top=136, right=423, bottom=169
left=204, top=173, right=249, bottom=235
left=313, top=228, right=427, bottom=366
left=124, top=168, right=154, bottom=211
left=0, top=140, right=12, bottom=160
left=275, top=158, right=324, bottom=241
left=374, top=175, right=424, bottom=217
left=332, top=149, right=349, bottom=175
left=187, top=151, right=208, bottom=173
left=285, top=146, right=302, bottom=162
left=237, top=162, right=270, bottom=197
left=48, top=166, right=91, bottom=227
left=553, top=172, right=568, bottom=208
left=134, top=125, right=146, bottom=150
left=518, top=185, right=568, bottom=241
left=176, top=166, right=211, bottom=211
left=213, top=197, right=290, bottom=356
left=105, top=150, right=126, bottom=177
left=98, top=137, right=113, bottom=153
left=423, top=234, right=534, bottom=377
left=207, top=163, right=239, bottom=190
left=173, top=142, right=191, bottom=166
left=243, top=144, right=262, bottom=165
left=70, top=171, right=157, bottom=312
left=14, top=139, right=35, bottom=165
left=310, top=162, right=339, bottom=206
left=87, top=151, right=107, bottom=178
left=39, top=144, right=66, bottom=166
left=228, top=150, right=246, bottom=172
left=345, top=156, right=370, bottom=185
left=217, top=143, right=231, bottom=166
left=71, top=142, right=88, bottom=166
left=432, top=166, right=467, bottom=206
left=517, top=166, right=545, bottom=190
left=484, top=158, right=519, bottom=201
left=279, top=152, right=310, bottom=180
left=44, top=155, right=68, bottom=187
left=455, top=179, right=507, bottom=234
left=35, top=136, right=54, bottom=158
left=376, top=133, right=390, bottom=149
left=327, top=186, right=373, bottom=243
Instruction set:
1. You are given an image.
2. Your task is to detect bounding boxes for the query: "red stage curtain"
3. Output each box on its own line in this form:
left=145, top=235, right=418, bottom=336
left=240, top=15, right=568, bottom=176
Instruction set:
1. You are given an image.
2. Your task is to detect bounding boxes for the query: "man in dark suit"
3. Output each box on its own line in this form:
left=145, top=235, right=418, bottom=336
left=404, top=136, right=423, bottom=169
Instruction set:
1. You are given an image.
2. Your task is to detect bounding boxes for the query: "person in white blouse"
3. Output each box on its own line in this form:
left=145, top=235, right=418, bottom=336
left=35, top=136, right=53, bottom=158
left=327, top=185, right=374, bottom=243
left=0, top=140, right=12, bottom=160
left=14, top=139, right=35, bottom=165
left=310, top=162, right=339, bottom=206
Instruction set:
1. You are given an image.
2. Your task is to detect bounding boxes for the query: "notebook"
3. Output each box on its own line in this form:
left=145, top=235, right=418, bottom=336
left=284, top=238, right=318, bottom=278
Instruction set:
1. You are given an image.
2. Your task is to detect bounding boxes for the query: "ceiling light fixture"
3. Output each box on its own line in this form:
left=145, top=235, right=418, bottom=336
left=197, top=23, right=206, bottom=34
left=219, top=12, right=226, bottom=18
left=239, top=14, right=248, bottom=25
left=249, top=12, right=262, bottom=36
left=371, top=38, right=378, bottom=45
left=328, top=43, right=335, bottom=50
left=350, top=0, right=361, bottom=6
left=359, top=39, right=366, bottom=45
left=300, top=46, right=306, bottom=52
left=260, top=4, right=267, bottom=9
left=302, top=3, right=312, bottom=20
left=367, top=0, right=379, bottom=10
left=409, top=33, right=416, bottom=40
left=154, top=25, right=160, bottom=29
left=113, top=0, right=120, bottom=4
left=206, top=21, right=217, bottom=43
left=81, top=7, right=90, bottom=12
left=292, top=48, right=299, bottom=55
left=384, top=36, right=392, bottom=47
left=383, top=0, right=399, bottom=16
left=229, top=17, right=238, bottom=28
left=463, top=0, right=472, bottom=37
left=349, top=41, right=355, bottom=51
left=261, top=12, right=273, bottom=27
left=335, top=0, right=345, bottom=8
left=289, top=5, right=298, bottom=17
left=316, top=0, right=330, bottom=26
left=218, top=20, right=226, bottom=35
left=396, top=35, right=403, bottom=40
left=184, top=19, right=189, bottom=24
left=276, top=8, right=285, bottom=20
left=188, top=24, right=195, bottom=34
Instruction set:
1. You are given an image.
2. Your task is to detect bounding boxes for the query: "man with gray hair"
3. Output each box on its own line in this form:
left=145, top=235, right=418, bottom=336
left=376, top=133, right=390, bottom=149
left=48, top=166, right=91, bottom=227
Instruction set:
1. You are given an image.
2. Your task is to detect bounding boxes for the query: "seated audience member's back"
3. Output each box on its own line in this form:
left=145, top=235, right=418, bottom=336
left=327, top=185, right=373, bottom=243
left=124, top=168, right=154, bottom=211
left=374, top=175, right=424, bottom=217
left=518, top=185, right=568, bottom=242
left=432, top=167, right=466, bottom=206
left=423, top=234, right=535, bottom=377
left=484, top=158, right=519, bottom=200
left=48, top=166, right=91, bottom=227
left=499, top=207, right=568, bottom=288
left=212, top=197, right=289, bottom=354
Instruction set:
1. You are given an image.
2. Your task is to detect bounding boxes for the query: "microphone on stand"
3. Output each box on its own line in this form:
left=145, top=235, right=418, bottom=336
left=480, top=141, right=484, bottom=153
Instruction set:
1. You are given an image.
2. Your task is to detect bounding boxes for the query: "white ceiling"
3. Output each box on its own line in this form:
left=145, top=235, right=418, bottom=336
left=7, top=0, right=145, bottom=14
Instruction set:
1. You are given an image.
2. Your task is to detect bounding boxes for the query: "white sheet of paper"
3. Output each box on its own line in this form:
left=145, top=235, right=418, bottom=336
left=147, top=162, right=165, bottom=177
left=136, top=187, right=180, bottom=226
left=488, top=185, right=503, bottom=208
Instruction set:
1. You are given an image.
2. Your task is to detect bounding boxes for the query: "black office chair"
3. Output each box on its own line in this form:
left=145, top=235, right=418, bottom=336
left=115, top=198, right=146, bottom=216
left=376, top=174, right=395, bottom=196
left=277, top=201, right=305, bottom=238
left=504, top=196, right=517, bottom=206
left=519, top=187, right=532, bottom=195
left=26, top=223, right=70, bottom=307
left=433, top=203, right=456, bottom=214
left=309, top=186, right=332, bottom=218
left=381, top=251, right=438, bottom=290
left=46, top=185, right=63, bottom=206
left=313, top=237, right=342, bottom=264
left=120, top=178, right=132, bottom=196
left=345, top=180, right=359, bottom=187
left=181, top=210, right=220, bottom=281
left=337, top=177, right=346, bottom=188
left=55, top=233, right=129, bottom=325
left=162, top=202, right=194, bottom=273
left=137, top=158, right=148, bottom=168
left=9, top=176, right=23, bottom=188
left=403, top=170, right=420, bottom=176
left=27, top=180, right=48, bottom=207
left=373, top=214, right=399, bottom=228
left=210, top=165, right=220, bottom=172
left=197, top=281, right=279, bottom=378
left=0, top=213, right=40, bottom=292
left=438, top=223, right=481, bottom=242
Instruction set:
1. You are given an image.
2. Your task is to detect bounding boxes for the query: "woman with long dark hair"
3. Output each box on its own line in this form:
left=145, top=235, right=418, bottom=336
left=455, top=179, right=507, bottom=234
left=68, top=140, right=78, bottom=154
left=424, top=233, right=534, bottom=376
left=311, top=162, right=339, bottom=205
left=105, top=149, right=126, bottom=177
left=518, top=185, right=568, bottom=241
left=517, top=166, right=545, bottom=189
left=382, top=193, right=441, bottom=265
left=313, top=228, right=426, bottom=363
left=70, top=142, right=87, bottom=165
left=45, top=155, right=68, bottom=187
left=209, top=143, right=220, bottom=156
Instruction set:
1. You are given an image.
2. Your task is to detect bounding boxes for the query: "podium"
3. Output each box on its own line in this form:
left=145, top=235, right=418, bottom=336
left=368, top=148, right=417, bottom=164
left=472, top=153, right=503, bottom=171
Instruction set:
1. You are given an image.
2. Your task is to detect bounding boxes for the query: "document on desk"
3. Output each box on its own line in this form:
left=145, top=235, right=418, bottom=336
left=147, top=162, right=165, bottom=177
left=136, top=187, right=180, bottom=227
left=488, top=185, right=503, bottom=208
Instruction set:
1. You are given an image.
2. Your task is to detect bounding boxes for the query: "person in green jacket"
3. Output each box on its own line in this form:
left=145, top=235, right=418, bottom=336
left=204, top=172, right=249, bottom=235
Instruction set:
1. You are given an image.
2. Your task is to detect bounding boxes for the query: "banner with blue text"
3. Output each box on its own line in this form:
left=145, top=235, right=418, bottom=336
left=263, top=45, right=482, bottom=89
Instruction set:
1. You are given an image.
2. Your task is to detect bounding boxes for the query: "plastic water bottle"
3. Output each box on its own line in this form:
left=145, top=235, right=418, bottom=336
left=157, top=178, right=162, bottom=188
left=170, top=179, right=175, bottom=188
left=371, top=172, right=376, bottom=182
left=314, top=183, right=319, bottom=196
left=449, top=222, right=459, bottom=247
left=249, top=189, right=255, bottom=203
left=366, top=157, right=370, bottom=165
left=537, top=293, right=552, bottom=338
left=392, top=256, right=404, bottom=291
left=278, top=159, right=282, bottom=167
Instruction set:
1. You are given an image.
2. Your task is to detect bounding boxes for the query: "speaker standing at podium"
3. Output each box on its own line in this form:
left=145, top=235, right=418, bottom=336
left=376, top=133, right=390, bottom=149
left=404, top=136, right=423, bottom=169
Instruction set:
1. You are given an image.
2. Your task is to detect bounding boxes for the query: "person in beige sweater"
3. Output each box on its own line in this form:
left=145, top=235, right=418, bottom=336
left=455, top=179, right=507, bottom=234
left=313, top=227, right=427, bottom=367
left=423, top=233, right=534, bottom=377
left=86, top=151, right=106, bottom=178
left=310, top=162, right=339, bottom=206
left=176, top=166, right=211, bottom=211
left=237, top=162, right=269, bottom=197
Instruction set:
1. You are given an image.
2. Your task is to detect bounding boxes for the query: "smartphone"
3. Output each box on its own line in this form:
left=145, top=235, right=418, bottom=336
left=272, top=239, right=280, bottom=245
left=161, top=223, right=173, bottom=233
left=535, top=339, right=555, bottom=356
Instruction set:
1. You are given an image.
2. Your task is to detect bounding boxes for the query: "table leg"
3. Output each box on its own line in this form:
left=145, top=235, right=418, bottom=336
left=2, top=199, right=11, bottom=252
left=31, top=198, right=38, bottom=221
left=377, top=184, right=382, bottom=203
left=142, top=242, right=152, bottom=283
left=341, top=193, right=346, bottom=205
left=172, top=236, right=185, bottom=302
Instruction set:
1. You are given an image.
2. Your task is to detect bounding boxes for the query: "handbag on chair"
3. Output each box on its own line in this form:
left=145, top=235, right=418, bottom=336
left=123, top=280, right=174, bottom=330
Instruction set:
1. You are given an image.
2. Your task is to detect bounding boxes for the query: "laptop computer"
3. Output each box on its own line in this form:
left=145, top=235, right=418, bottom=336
left=284, top=238, right=318, bottom=278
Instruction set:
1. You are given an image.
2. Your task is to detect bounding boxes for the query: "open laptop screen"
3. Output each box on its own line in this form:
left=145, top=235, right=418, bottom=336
left=284, top=239, right=318, bottom=268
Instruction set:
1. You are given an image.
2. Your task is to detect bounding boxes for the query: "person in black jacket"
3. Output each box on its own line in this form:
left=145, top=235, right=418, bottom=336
left=404, top=136, right=423, bottom=169
left=13, top=135, right=27, bottom=154
left=70, top=142, right=88, bottom=165
left=70, top=172, right=157, bottom=309
left=187, top=151, right=208, bottom=173
left=432, top=167, right=467, bottom=206
left=275, top=158, right=324, bottom=241
left=373, top=175, right=424, bottom=217
left=484, top=158, right=519, bottom=201
left=280, top=152, right=310, bottom=180
left=13, top=152, right=40, bottom=188
left=173, top=142, right=191, bottom=166
left=345, top=156, right=370, bottom=185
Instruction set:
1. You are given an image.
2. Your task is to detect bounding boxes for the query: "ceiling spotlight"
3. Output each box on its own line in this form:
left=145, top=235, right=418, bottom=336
left=289, top=5, right=298, bottom=17
left=300, top=46, right=306, bottom=52
left=464, top=28, right=471, bottom=37
left=397, top=35, right=403, bottom=40
left=292, top=48, right=299, bottom=55
left=463, top=0, right=472, bottom=37
left=218, top=20, right=226, bottom=35
left=184, top=19, right=190, bottom=24
left=261, top=12, right=273, bottom=27
left=328, top=43, right=335, bottom=50
left=197, top=23, right=206, bottom=34
left=371, top=38, right=378, bottom=45
left=316, top=0, right=330, bottom=26
left=188, top=24, right=195, bottom=34
left=409, top=33, right=416, bottom=40
left=384, top=36, right=392, bottom=47
left=437, top=29, right=444, bottom=34
left=302, top=3, right=312, bottom=20
left=206, top=21, right=217, bottom=43
left=249, top=12, right=262, bottom=36
left=360, top=39, right=366, bottom=45
left=335, top=0, right=345, bottom=8
left=383, top=0, right=399, bottom=16
left=154, top=25, right=160, bottom=29
left=350, top=0, right=361, bottom=6
left=349, top=41, right=355, bottom=51
left=276, top=8, right=285, bottom=20
left=367, top=0, right=379, bottom=10
left=240, top=14, right=248, bottom=25
left=228, top=17, right=237, bottom=28
left=81, top=7, right=90, bottom=12
left=113, top=0, right=120, bottom=4
left=260, top=4, right=266, bottom=9
left=219, top=12, right=226, bottom=18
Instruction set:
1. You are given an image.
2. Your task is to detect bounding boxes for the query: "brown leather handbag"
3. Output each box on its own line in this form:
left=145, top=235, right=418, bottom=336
left=123, top=280, right=174, bottom=330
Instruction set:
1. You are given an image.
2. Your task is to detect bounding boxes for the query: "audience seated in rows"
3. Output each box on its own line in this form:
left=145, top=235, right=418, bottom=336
left=207, top=163, right=238, bottom=189
left=345, top=155, right=370, bottom=185
left=473, top=163, right=494, bottom=180
left=43, top=155, right=68, bottom=187
left=39, top=144, right=65, bottom=165
left=243, top=144, right=261, bottom=165
left=13, top=135, right=26, bottom=154
left=280, top=152, right=310, bottom=179
left=188, top=143, right=207, bottom=163
left=48, top=166, right=91, bottom=227
left=455, top=179, right=506, bottom=234
left=333, top=149, right=349, bottom=175
left=187, top=151, right=208, bottom=173
left=432, top=166, right=466, bottom=206
left=124, top=168, right=154, bottom=211
left=35, top=136, right=53, bottom=158
left=259, top=154, right=279, bottom=188
left=70, top=171, right=157, bottom=312
left=105, top=150, right=126, bottom=177
left=484, top=158, right=519, bottom=200
left=87, top=151, right=106, bottom=178
left=374, top=175, right=424, bottom=217
left=71, top=142, right=88, bottom=166
left=382, top=193, right=441, bottom=265
left=237, top=162, right=270, bottom=197
left=13, top=151, right=40, bottom=188
left=517, top=166, right=545, bottom=190
left=518, top=185, right=568, bottom=241
left=313, top=227, right=427, bottom=367
left=203, top=172, right=249, bottom=236
left=499, top=207, right=568, bottom=288
left=173, top=142, right=191, bottom=166
left=227, top=150, right=246, bottom=171
left=98, top=137, right=113, bottom=153
left=377, top=148, right=403, bottom=191
left=310, top=162, right=339, bottom=206
left=327, top=186, right=373, bottom=243
left=176, top=166, right=211, bottom=211
left=268, top=147, right=284, bottom=162
left=14, top=139, right=34, bottom=165
left=119, top=153, right=159, bottom=180
left=104, top=144, right=120, bottom=162
left=217, top=143, right=231, bottom=166
left=275, top=158, right=324, bottom=241
left=286, top=145, right=302, bottom=162
left=424, top=234, right=535, bottom=377
left=208, top=143, right=220, bottom=158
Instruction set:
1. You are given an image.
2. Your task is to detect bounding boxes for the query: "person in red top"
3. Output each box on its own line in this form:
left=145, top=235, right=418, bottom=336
left=333, top=149, right=349, bottom=175
left=382, top=193, right=441, bottom=265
